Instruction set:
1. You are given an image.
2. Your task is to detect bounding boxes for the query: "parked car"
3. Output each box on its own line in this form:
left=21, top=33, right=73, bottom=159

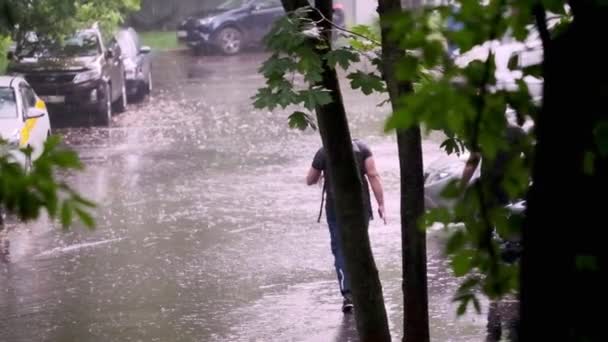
left=115, top=27, right=153, bottom=102
left=6, top=24, right=127, bottom=126
left=177, top=0, right=346, bottom=55
left=0, top=76, right=51, bottom=169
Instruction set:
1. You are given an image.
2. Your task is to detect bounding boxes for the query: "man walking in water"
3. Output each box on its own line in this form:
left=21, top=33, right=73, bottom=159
left=306, top=139, right=387, bottom=313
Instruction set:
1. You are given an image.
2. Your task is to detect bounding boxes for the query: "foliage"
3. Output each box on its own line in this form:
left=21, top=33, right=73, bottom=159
left=253, top=0, right=579, bottom=317
left=0, top=1, right=140, bottom=230
left=379, top=0, right=573, bottom=312
left=251, top=7, right=385, bottom=131
left=0, top=0, right=140, bottom=36
left=1, top=136, right=95, bottom=228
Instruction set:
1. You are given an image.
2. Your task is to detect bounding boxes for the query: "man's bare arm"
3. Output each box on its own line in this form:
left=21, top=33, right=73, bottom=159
left=365, top=157, right=387, bottom=224
left=461, top=152, right=481, bottom=189
left=306, top=167, right=322, bottom=186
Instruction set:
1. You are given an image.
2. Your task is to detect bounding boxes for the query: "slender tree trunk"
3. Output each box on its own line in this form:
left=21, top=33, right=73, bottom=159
left=521, top=5, right=607, bottom=341
left=377, top=1, right=430, bottom=341
left=280, top=1, right=391, bottom=340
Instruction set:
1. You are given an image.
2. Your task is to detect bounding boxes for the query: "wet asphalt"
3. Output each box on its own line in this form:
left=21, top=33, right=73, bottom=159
left=0, top=50, right=488, bottom=342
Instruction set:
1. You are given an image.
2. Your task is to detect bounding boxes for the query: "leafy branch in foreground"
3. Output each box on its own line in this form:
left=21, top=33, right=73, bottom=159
left=1, top=135, right=96, bottom=229
left=252, top=7, right=387, bottom=131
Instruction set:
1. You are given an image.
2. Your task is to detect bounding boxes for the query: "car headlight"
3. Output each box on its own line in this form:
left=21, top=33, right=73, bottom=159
left=73, top=69, right=101, bottom=84
left=198, top=17, right=214, bottom=26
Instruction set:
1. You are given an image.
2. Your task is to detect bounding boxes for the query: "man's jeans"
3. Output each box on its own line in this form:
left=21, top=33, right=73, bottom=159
left=326, top=208, right=350, bottom=296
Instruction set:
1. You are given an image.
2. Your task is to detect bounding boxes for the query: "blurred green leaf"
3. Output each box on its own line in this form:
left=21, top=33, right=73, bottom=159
left=452, top=249, right=474, bottom=276
left=593, top=121, right=608, bottom=156
left=456, top=296, right=470, bottom=316
left=60, top=200, right=73, bottom=229
left=576, top=255, right=598, bottom=272
left=74, top=207, right=95, bottom=229
left=441, top=180, right=462, bottom=199
left=583, top=151, right=595, bottom=175
left=425, top=207, right=451, bottom=226
left=447, top=230, right=467, bottom=254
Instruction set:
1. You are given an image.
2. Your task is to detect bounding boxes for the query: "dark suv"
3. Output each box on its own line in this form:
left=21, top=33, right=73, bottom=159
left=177, top=0, right=345, bottom=55
left=7, top=25, right=127, bottom=126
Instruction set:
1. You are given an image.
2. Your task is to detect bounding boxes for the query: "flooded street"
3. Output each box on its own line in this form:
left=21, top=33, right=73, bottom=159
left=1, top=51, right=488, bottom=341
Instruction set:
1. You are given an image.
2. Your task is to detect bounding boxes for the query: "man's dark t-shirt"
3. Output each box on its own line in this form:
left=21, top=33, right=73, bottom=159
left=312, top=140, right=373, bottom=219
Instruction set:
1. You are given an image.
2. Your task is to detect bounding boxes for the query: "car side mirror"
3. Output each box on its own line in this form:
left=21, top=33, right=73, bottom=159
left=7, top=51, right=14, bottom=60
left=25, top=107, right=45, bottom=119
left=140, top=46, right=151, bottom=54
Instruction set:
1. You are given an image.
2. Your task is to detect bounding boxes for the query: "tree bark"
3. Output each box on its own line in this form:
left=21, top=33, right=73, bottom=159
left=377, top=1, right=429, bottom=341
left=521, top=5, right=607, bottom=341
left=280, top=1, right=391, bottom=340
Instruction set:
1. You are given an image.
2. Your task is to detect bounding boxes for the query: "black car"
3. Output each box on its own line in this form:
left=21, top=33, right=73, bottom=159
left=177, top=0, right=346, bottom=55
left=115, top=27, right=153, bottom=102
left=6, top=25, right=127, bottom=126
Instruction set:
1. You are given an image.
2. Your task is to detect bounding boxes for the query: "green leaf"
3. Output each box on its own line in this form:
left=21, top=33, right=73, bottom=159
left=440, top=138, right=464, bottom=156
left=583, top=151, right=595, bottom=175
left=395, top=55, right=420, bottom=82
left=541, top=0, right=567, bottom=15
left=347, top=71, right=386, bottom=95
left=74, top=207, right=95, bottom=229
left=472, top=295, right=481, bottom=314
left=297, top=47, right=323, bottom=83
left=441, top=180, right=462, bottom=199
left=576, top=255, right=598, bottom=272
left=61, top=200, right=73, bottom=229
left=325, top=48, right=360, bottom=70
left=425, top=208, right=451, bottom=226
left=299, top=87, right=333, bottom=111
left=593, top=121, right=608, bottom=156
left=71, top=192, right=97, bottom=208
left=288, top=111, right=309, bottom=130
left=456, top=295, right=471, bottom=316
left=252, top=87, right=277, bottom=110
left=260, top=55, right=295, bottom=78
left=452, top=249, right=474, bottom=277
left=446, top=230, right=467, bottom=254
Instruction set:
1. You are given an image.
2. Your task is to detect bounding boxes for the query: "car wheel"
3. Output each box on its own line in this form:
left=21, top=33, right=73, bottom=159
left=113, top=79, right=127, bottom=113
left=216, top=27, right=242, bottom=55
left=96, top=82, right=112, bottom=126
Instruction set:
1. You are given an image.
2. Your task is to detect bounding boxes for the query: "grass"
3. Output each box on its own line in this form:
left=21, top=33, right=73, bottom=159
left=139, top=31, right=183, bottom=51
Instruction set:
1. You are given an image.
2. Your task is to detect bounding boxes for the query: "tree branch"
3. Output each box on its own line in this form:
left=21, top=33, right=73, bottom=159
left=308, top=6, right=381, bottom=46
left=533, top=4, right=551, bottom=50
left=470, top=0, right=508, bottom=264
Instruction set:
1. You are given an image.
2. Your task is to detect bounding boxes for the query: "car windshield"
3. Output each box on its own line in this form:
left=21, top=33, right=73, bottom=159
left=18, top=31, right=100, bottom=58
left=0, top=88, right=17, bottom=119
left=217, top=0, right=247, bottom=10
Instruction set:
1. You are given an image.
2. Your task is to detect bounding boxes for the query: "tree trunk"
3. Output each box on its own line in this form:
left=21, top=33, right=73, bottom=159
left=521, top=5, right=607, bottom=341
left=280, top=1, right=392, bottom=340
left=377, top=1, right=430, bottom=341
